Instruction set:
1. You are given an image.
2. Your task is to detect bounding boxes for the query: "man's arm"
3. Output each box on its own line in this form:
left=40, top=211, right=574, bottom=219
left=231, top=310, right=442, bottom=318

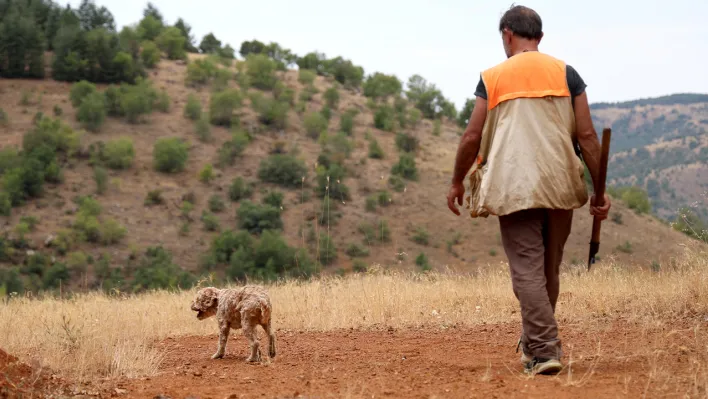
left=451, top=97, right=487, bottom=184
left=447, top=96, right=487, bottom=215
left=573, top=91, right=602, bottom=190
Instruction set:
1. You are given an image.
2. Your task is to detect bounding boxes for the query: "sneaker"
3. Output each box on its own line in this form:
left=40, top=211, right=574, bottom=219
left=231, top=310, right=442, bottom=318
left=516, top=337, right=532, bottom=366
left=524, top=357, right=563, bottom=375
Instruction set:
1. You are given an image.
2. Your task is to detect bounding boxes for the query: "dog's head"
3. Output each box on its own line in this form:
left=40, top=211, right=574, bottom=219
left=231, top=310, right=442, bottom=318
left=190, top=287, right=220, bottom=320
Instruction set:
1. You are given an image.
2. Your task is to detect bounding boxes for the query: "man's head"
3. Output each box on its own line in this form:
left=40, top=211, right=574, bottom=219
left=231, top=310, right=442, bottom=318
left=498, top=5, right=543, bottom=58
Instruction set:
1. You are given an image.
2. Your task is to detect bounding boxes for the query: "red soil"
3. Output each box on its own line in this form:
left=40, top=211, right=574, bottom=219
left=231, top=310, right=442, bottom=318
left=89, top=319, right=706, bottom=399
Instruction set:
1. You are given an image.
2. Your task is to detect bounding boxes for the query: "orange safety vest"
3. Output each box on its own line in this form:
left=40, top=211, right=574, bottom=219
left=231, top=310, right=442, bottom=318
left=465, top=51, right=589, bottom=217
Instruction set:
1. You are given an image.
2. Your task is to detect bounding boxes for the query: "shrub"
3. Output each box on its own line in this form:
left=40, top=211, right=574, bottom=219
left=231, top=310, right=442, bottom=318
left=245, top=53, right=278, bottom=90
left=395, top=132, right=419, bottom=153
left=209, top=89, right=243, bottom=126
left=121, top=84, right=156, bottom=124
left=365, top=196, right=377, bottom=212
left=131, top=246, right=196, bottom=293
left=377, top=191, right=392, bottom=206
left=620, top=187, right=651, bottom=214
left=99, top=218, right=127, bottom=245
left=145, top=189, right=164, bottom=206
left=217, top=130, right=250, bottom=167
left=409, top=108, right=422, bottom=127
left=156, top=27, right=186, bottom=60
left=363, top=73, right=402, bottom=100
left=315, top=163, right=349, bottom=200
left=201, top=211, right=220, bottom=232
left=320, top=105, right=332, bottom=121
left=53, top=105, right=63, bottom=117
left=368, top=139, right=385, bottom=159
left=257, top=154, right=308, bottom=188
left=374, top=105, right=396, bottom=131
left=94, top=166, right=108, bottom=194
left=185, top=58, right=217, bottom=87
left=415, top=253, right=431, bottom=271
left=340, top=110, right=356, bottom=135
left=141, top=40, right=161, bottom=68
left=263, top=191, right=284, bottom=208
left=195, top=116, right=212, bottom=143
left=358, top=219, right=391, bottom=244
left=250, top=93, right=288, bottom=129
left=0, top=192, right=10, bottom=217
left=237, top=200, right=283, bottom=234
left=433, top=119, right=442, bottom=136
left=228, top=177, right=253, bottom=201
left=298, top=69, right=316, bottom=85
left=352, top=260, right=368, bottom=273
left=199, top=163, right=214, bottom=184
left=70, top=81, right=97, bottom=108
left=317, top=233, right=337, bottom=266
left=304, top=111, right=328, bottom=139
left=208, top=195, right=226, bottom=213
left=346, top=243, right=369, bottom=258
left=155, top=90, right=170, bottom=112
left=153, top=137, right=188, bottom=173
left=391, top=153, right=418, bottom=180
left=388, top=174, right=406, bottom=192
left=77, top=92, right=107, bottom=132
left=412, top=227, right=429, bottom=245
left=324, top=87, right=340, bottom=109
left=103, top=85, right=123, bottom=117
left=184, top=93, right=202, bottom=121
left=103, top=138, right=135, bottom=169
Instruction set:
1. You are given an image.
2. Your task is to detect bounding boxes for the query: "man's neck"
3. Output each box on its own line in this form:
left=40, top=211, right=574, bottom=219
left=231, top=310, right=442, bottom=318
left=510, top=40, right=539, bottom=57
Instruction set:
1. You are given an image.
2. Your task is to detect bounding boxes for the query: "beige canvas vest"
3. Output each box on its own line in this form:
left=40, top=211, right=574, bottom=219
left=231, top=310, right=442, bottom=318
left=465, top=51, right=589, bottom=217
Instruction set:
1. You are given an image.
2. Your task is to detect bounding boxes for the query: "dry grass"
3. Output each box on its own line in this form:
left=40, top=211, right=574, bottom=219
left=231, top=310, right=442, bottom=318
left=0, top=244, right=707, bottom=383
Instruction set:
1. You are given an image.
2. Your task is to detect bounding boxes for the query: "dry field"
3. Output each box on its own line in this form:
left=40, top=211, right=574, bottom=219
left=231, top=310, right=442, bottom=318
left=1, top=243, right=708, bottom=398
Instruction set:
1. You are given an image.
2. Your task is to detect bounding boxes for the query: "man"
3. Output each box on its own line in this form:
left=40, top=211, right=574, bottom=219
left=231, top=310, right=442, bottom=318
left=446, top=5, right=611, bottom=375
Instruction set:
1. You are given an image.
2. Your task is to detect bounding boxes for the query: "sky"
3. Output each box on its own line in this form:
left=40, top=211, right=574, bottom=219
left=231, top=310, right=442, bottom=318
left=66, top=0, right=708, bottom=110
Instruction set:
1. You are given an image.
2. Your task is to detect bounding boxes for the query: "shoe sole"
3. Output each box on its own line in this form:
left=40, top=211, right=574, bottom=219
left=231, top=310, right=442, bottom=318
left=526, top=361, right=563, bottom=375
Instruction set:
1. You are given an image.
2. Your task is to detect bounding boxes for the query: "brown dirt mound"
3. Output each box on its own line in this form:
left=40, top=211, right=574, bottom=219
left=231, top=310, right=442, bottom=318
left=0, top=348, right=66, bottom=399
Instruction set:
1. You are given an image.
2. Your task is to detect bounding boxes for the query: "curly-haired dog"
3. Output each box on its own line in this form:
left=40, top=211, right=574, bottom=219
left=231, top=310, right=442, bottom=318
left=190, top=285, right=276, bottom=362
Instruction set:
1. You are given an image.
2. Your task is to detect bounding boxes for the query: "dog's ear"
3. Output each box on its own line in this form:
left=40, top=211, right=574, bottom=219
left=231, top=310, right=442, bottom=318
left=200, top=287, right=219, bottom=309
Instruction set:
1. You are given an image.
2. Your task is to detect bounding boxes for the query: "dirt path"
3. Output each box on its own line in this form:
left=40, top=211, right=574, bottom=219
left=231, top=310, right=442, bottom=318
left=88, top=320, right=705, bottom=398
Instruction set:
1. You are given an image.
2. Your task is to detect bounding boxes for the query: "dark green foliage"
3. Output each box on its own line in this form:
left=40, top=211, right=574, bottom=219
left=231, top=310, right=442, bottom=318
left=185, top=57, right=217, bottom=87
left=144, top=189, right=164, bottom=206
left=373, top=104, right=396, bottom=131
left=228, top=177, right=253, bottom=201
left=345, top=243, right=369, bottom=258
left=358, top=219, right=391, bottom=244
left=195, top=116, right=211, bottom=143
left=250, top=92, right=288, bottom=129
left=130, top=246, right=196, bottom=293
left=457, top=98, right=475, bottom=128
left=0, top=2, right=46, bottom=79
left=324, top=87, right=340, bottom=109
left=415, top=253, right=431, bottom=271
left=237, top=201, right=283, bottom=234
left=298, top=69, right=316, bottom=85
left=70, top=80, right=97, bottom=107
left=199, top=32, right=221, bottom=54
left=317, top=233, right=337, bottom=266
left=406, top=74, right=456, bottom=120
left=258, top=154, right=308, bottom=188
left=363, top=73, right=402, bottom=100
left=340, top=109, right=356, bottom=135
left=263, top=191, right=284, bottom=208
left=304, top=112, right=328, bottom=139
left=156, top=26, right=186, bottom=60
left=209, top=89, right=243, bottom=127
left=217, top=130, right=250, bottom=166
left=245, top=53, right=278, bottom=90
left=141, top=40, right=160, bottom=68
left=153, top=137, right=188, bottom=173
left=76, top=91, right=106, bottom=132
left=201, top=211, right=220, bottom=232
left=395, top=132, right=419, bottom=153
left=391, top=153, right=418, bottom=181
left=184, top=93, right=202, bottom=120
left=208, top=195, right=226, bottom=213
left=98, top=138, right=134, bottom=169
left=174, top=18, right=198, bottom=53
left=315, top=163, right=349, bottom=200
left=155, top=89, right=170, bottom=112
left=368, top=139, right=385, bottom=159
left=93, top=165, right=107, bottom=194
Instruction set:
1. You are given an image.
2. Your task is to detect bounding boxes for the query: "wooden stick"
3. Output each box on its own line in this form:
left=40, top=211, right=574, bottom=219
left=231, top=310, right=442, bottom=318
left=588, top=127, right=612, bottom=271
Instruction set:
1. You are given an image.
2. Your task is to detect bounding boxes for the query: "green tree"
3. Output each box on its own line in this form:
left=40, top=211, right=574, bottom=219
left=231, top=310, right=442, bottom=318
left=0, top=3, right=46, bottom=79
left=199, top=32, right=221, bottom=54
left=157, top=26, right=186, bottom=60
left=174, top=18, right=197, bottom=52
left=457, top=98, right=475, bottom=128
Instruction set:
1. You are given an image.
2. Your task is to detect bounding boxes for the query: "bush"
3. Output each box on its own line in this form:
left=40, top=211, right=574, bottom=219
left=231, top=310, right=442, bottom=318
left=433, top=119, right=442, bottom=136
left=145, top=189, right=164, bottom=206
left=209, top=89, right=243, bottom=126
left=217, top=130, right=250, bottom=167
left=298, top=69, right=316, bottom=85
left=53, top=105, right=63, bottom=117
left=317, top=233, right=337, bottom=266
left=315, top=163, right=349, bottom=200
left=70, top=81, right=97, bottom=108
left=620, top=186, right=651, bottom=214
left=411, top=227, right=429, bottom=245
left=391, top=153, right=418, bottom=180
left=153, top=137, right=188, bottom=173
left=156, top=27, right=186, bottom=60
left=340, top=110, right=356, bottom=135
left=184, top=93, right=202, bottom=120
left=77, top=92, right=107, bottom=132
left=185, top=58, right=217, bottom=87
left=201, top=211, right=220, bottom=232
left=141, top=40, right=161, bottom=68
left=228, top=177, right=253, bottom=201
left=103, top=85, right=123, bottom=117
left=131, top=246, right=196, bottom=293
left=99, top=218, right=127, bottom=245
left=346, top=243, right=369, bottom=258
left=415, top=253, right=431, bottom=271
left=258, top=154, right=308, bottom=188
left=194, top=116, right=212, bottom=143
left=374, top=105, right=396, bottom=131
left=368, top=139, right=385, bottom=159
left=208, top=195, right=226, bottom=213
left=304, top=111, right=328, bottom=139
left=94, top=166, right=108, bottom=194
left=103, top=138, right=135, bottom=169
left=237, top=200, right=283, bottom=234
left=263, top=191, right=284, bottom=208
left=155, top=90, right=170, bottom=112
left=358, top=219, right=391, bottom=244
left=395, top=132, right=419, bottom=153
left=245, top=53, right=278, bottom=90
left=324, top=87, right=340, bottom=109
left=0, top=108, right=8, bottom=126
left=121, top=82, right=157, bottom=123
left=250, top=93, right=288, bottom=129
left=199, top=163, right=214, bottom=184
left=0, top=192, right=10, bottom=217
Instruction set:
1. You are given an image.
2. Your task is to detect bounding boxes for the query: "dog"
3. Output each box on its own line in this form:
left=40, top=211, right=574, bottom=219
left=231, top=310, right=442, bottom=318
left=190, top=285, right=276, bottom=362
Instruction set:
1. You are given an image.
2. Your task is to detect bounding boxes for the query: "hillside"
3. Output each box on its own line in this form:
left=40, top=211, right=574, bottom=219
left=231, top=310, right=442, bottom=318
left=1, top=54, right=699, bottom=295
left=590, top=94, right=708, bottom=221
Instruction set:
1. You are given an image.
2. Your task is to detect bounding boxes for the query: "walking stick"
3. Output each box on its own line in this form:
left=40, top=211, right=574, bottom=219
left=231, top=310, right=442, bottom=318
left=587, top=127, right=612, bottom=271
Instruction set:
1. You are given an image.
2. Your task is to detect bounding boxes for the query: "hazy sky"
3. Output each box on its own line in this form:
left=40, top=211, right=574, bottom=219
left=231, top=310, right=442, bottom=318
left=66, top=0, right=708, bottom=109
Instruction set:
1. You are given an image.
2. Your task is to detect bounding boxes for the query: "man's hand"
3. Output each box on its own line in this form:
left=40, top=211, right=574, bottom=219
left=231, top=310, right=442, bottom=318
left=447, top=182, right=465, bottom=216
left=589, top=193, right=611, bottom=220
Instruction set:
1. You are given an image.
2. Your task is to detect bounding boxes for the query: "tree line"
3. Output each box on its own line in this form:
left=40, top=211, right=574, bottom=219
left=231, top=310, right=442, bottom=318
left=0, top=0, right=470, bottom=122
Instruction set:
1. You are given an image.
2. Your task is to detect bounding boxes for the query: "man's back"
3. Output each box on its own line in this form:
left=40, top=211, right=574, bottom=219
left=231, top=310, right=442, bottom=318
left=470, top=51, right=589, bottom=217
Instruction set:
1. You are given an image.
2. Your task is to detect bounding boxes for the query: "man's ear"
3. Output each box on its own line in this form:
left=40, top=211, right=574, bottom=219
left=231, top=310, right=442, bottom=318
left=537, top=32, right=544, bottom=44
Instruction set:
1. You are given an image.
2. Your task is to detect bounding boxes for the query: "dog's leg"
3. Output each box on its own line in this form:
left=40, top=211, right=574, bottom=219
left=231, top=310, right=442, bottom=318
left=212, top=321, right=230, bottom=359
left=263, top=320, right=276, bottom=358
left=242, top=319, right=261, bottom=363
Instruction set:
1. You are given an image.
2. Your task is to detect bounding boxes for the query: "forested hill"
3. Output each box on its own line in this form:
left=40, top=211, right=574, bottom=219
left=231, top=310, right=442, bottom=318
left=590, top=93, right=708, bottom=223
